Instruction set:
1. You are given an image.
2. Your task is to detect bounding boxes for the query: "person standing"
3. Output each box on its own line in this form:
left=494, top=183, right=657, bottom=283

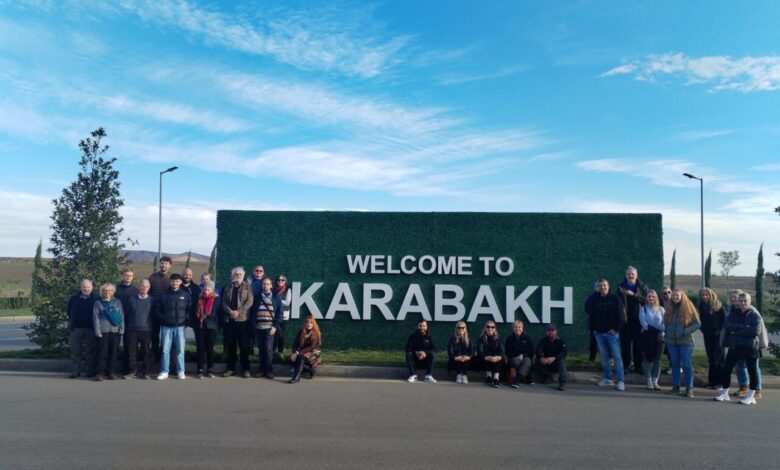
left=123, top=279, right=154, bottom=379
left=639, top=289, right=665, bottom=390
left=92, top=283, right=125, bottom=381
left=617, top=266, right=649, bottom=375
left=155, top=274, right=191, bottom=380
left=180, top=267, right=202, bottom=311
left=116, top=267, right=138, bottom=376
left=698, top=287, right=725, bottom=389
left=715, top=292, right=762, bottom=405
left=405, top=320, right=437, bottom=383
left=221, top=267, right=253, bottom=378
left=148, top=256, right=173, bottom=357
left=663, top=289, right=701, bottom=398
left=534, top=324, right=568, bottom=391
left=67, top=279, right=98, bottom=378
left=288, top=314, right=322, bottom=383
left=447, top=321, right=474, bottom=384
left=586, top=279, right=626, bottom=391
left=477, top=321, right=505, bottom=388
left=253, top=277, right=283, bottom=379
left=193, top=283, right=219, bottom=378
left=505, top=320, right=535, bottom=388
left=274, top=274, right=292, bottom=358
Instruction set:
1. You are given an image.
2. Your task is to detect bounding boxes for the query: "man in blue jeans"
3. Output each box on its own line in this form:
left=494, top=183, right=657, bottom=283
left=154, top=273, right=191, bottom=380
left=585, top=279, right=626, bottom=391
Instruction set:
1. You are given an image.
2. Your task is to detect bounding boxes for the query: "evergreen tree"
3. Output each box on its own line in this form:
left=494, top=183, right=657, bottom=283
left=704, top=250, right=712, bottom=288
left=755, top=243, right=764, bottom=312
left=153, top=254, right=159, bottom=273
left=28, top=128, right=126, bottom=352
left=208, top=244, right=217, bottom=282
left=185, top=250, right=192, bottom=269
left=670, top=249, right=677, bottom=290
left=30, top=239, right=44, bottom=307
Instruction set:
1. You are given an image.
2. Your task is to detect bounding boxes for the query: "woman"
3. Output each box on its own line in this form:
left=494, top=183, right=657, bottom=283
left=638, top=289, right=665, bottom=390
left=715, top=292, right=762, bottom=405
left=477, top=321, right=505, bottom=388
left=274, top=275, right=292, bottom=356
left=193, top=284, right=219, bottom=378
left=698, top=287, right=725, bottom=388
left=288, top=314, right=322, bottom=383
left=447, top=321, right=474, bottom=384
left=92, top=283, right=124, bottom=381
left=663, top=289, right=701, bottom=397
left=505, top=320, right=535, bottom=388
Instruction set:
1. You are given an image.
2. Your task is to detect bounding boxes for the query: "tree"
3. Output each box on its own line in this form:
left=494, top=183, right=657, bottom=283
left=28, top=128, right=126, bottom=352
left=765, top=207, right=780, bottom=357
left=153, top=253, right=159, bottom=273
left=208, top=244, right=217, bottom=282
left=670, top=249, right=677, bottom=290
left=755, top=243, right=764, bottom=312
left=185, top=250, right=192, bottom=269
left=717, top=250, right=740, bottom=277
left=704, top=249, right=712, bottom=288
left=30, top=239, right=44, bottom=307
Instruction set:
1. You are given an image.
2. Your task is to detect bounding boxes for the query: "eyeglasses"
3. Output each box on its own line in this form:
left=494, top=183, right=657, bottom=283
left=456, top=326, right=466, bottom=330
left=277, top=279, right=286, bottom=282
left=486, top=326, right=496, bottom=329
left=254, top=269, right=264, bottom=273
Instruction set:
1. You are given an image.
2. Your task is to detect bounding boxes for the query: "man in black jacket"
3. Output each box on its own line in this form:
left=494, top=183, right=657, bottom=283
left=155, top=273, right=191, bottom=380
left=67, top=279, right=98, bottom=378
left=405, top=320, right=437, bottom=383
left=535, top=324, right=567, bottom=391
left=586, top=279, right=626, bottom=391
left=617, top=266, right=649, bottom=375
left=506, top=320, right=535, bottom=387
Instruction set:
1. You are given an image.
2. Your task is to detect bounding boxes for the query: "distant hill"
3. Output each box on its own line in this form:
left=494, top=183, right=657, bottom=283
left=120, top=250, right=210, bottom=264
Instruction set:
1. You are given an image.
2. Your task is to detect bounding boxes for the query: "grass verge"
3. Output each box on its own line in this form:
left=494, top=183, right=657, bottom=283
left=0, top=308, right=32, bottom=317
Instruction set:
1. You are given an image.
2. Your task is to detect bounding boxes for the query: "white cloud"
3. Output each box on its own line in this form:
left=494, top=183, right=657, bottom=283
left=752, top=163, right=780, bottom=172
left=438, top=65, right=527, bottom=86
left=123, top=0, right=409, bottom=78
left=676, top=129, right=735, bottom=141
left=602, top=53, right=780, bottom=92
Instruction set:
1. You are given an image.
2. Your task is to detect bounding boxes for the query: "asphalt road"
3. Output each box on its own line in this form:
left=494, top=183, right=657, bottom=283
left=0, top=372, right=776, bottom=469
left=0, top=322, right=34, bottom=351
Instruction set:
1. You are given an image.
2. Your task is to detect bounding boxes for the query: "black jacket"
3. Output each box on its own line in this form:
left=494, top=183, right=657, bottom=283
left=115, top=283, right=139, bottom=308
left=723, top=308, right=761, bottom=357
left=181, top=282, right=202, bottom=317
left=154, top=288, right=192, bottom=327
left=477, top=335, right=504, bottom=358
left=124, top=295, right=154, bottom=332
left=405, top=331, right=436, bottom=354
left=447, top=336, right=475, bottom=359
left=586, top=292, right=624, bottom=333
left=67, top=292, right=98, bottom=330
left=505, top=333, right=534, bottom=360
left=699, top=302, right=725, bottom=337
left=536, top=336, right=567, bottom=361
left=617, top=279, right=648, bottom=326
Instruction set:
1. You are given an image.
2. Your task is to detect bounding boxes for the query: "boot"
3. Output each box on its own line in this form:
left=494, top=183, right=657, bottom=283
left=732, top=385, right=748, bottom=397
left=755, top=390, right=763, bottom=400
left=288, top=365, right=302, bottom=384
left=713, top=388, right=730, bottom=402
left=739, top=390, right=757, bottom=405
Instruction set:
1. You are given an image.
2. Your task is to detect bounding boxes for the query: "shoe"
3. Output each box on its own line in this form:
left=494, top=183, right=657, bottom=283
left=243, top=371, right=251, bottom=379
left=556, top=384, right=565, bottom=391
left=94, top=374, right=103, bottom=382
left=714, top=388, right=730, bottom=402
left=288, top=375, right=300, bottom=384
left=197, top=372, right=204, bottom=379
left=177, top=372, right=186, bottom=380
left=222, top=370, right=234, bottom=378
left=461, top=375, right=468, bottom=384
left=646, top=378, right=654, bottom=390
left=616, top=381, right=625, bottom=391
left=143, top=374, right=152, bottom=380
left=491, top=378, right=501, bottom=388
left=123, top=373, right=135, bottom=380
left=254, top=372, right=264, bottom=378
left=597, top=378, right=612, bottom=387
left=665, top=368, right=672, bottom=375
left=455, top=374, right=463, bottom=384
left=266, top=372, right=274, bottom=379
left=739, top=390, right=757, bottom=405
left=755, top=390, right=763, bottom=400
left=407, top=374, right=417, bottom=383
left=669, top=386, right=680, bottom=394
left=485, top=376, right=492, bottom=384
left=653, top=379, right=662, bottom=390
left=69, top=372, right=78, bottom=379
left=107, top=374, right=117, bottom=380
left=207, top=371, right=215, bottom=378
left=732, top=385, right=749, bottom=397
left=157, top=373, right=168, bottom=380
left=510, top=382, right=520, bottom=389
left=526, top=377, right=535, bottom=386
left=684, top=388, right=694, bottom=398
left=424, top=375, right=437, bottom=383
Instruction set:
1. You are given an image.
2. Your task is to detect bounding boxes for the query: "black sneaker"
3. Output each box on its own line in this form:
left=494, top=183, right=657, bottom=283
left=557, top=384, right=566, bottom=391
left=484, top=376, right=492, bottom=385
left=510, top=382, right=520, bottom=389
left=491, top=379, right=501, bottom=388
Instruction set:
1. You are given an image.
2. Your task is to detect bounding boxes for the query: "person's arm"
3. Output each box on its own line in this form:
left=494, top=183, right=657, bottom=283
left=405, top=334, right=414, bottom=353
left=447, top=337, right=455, bottom=359
left=237, top=285, right=252, bottom=318
left=272, top=296, right=284, bottom=330
left=555, top=339, right=568, bottom=360
left=639, top=307, right=649, bottom=331
left=281, top=289, right=292, bottom=309
left=635, top=282, right=648, bottom=306
left=733, top=314, right=761, bottom=337
left=682, top=314, right=701, bottom=336
left=67, top=296, right=76, bottom=330
left=117, top=301, right=125, bottom=336
left=525, top=337, right=535, bottom=360
left=92, top=303, right=102, bottom=337
left=425, top=335, right=436, bottom=355
left=496, top=339, right=505, bottom=359
left=297, top=334, right=320, bottom=355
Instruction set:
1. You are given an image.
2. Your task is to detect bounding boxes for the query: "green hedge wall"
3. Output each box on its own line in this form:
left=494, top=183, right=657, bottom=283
left=216, top=211, right=663, bottom=352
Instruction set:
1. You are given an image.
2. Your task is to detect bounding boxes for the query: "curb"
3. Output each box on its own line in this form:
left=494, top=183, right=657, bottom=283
left=0, top=316, right=35, bottom=324
left=0, top=358, right=777, bottom=388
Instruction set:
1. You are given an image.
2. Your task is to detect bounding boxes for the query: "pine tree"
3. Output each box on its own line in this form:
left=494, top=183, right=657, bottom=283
left=185, top=250, right=192, bottom=269
left=704, top=250, right=712, bottom=288
left=208, top=244, right=217, bottom=282
left=670, top=249, right=677, bottom=290
left=153, top=254, right=159, bottom=273
left=30, top=239, right=44, bottom=307
left=755, top=243, right=764, bottom=312
left=28, top=128, right=126, bottom=352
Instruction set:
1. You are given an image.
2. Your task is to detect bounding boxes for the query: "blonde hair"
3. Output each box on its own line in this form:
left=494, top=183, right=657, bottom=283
left=664, top=289, right=699, bottom=327
left=481, top=321, right=499, bottom=339
left=646, top=289, right=659, bottom=307
left=453, top=321, right=470, bottom=346
left=699, top=287, right=722, bottom=311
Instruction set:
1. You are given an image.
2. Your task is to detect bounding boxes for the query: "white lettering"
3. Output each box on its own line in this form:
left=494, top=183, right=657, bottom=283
left=458, top=256, right=472, bottom=276
left=396, top=284, right=432, bottom=322
left=362, top=283, right=395, bottom=320
left=478, top=256, right=495, bottom=275
left=325, top=283, right=361, bottom=320
left=346, top=255, right=370, bottom=274
left=401, top=255, right=417, bottom=274
left=437, top=256, right=456, bottom=275
left=466, top=285, right=503, bottom=323
left=291, top=282, right=324, bottom=319
left=418, top=255, right=436, bottom=275
left=434, top=284, right=465, bottom=322
left=386, top=256, right=400, bottom=274
left=369, top=255, right=385, bottom=273
left=495, top=257, right=514, bottom=276
left=505, top=286, right=539, bottom=323
left=542, top=286, right=573, bottom=324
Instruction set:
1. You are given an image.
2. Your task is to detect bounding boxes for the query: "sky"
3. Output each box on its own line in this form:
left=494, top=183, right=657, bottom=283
left=0, top=0, right=778, bottom=276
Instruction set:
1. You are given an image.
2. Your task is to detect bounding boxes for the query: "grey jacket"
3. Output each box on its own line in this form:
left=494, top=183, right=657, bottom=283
left=93, top=298, right=125, bottom=336
left=664, top=306, right=700, bottom=346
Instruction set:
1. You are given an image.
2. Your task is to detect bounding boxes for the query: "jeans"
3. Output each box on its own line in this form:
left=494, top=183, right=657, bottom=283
left=595, top=332, right=624, bottom=383
left=406, top=351, right=434, bottom=376
left=69, top=327, right=95, bottom=375
left=736, top=358, right=762, bottom=390
left=256, top=328, right=276, bottom=374
left=535, top=358, right=567, bottom=385
left=160, top=326, right=185, bottom=374
left=666, top=343, right=694, bottom=389
left=508, top=356, right=532, bottom=379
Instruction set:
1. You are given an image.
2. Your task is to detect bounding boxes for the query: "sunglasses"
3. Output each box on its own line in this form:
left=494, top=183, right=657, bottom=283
left=277, top=279, right=286, bottom=282
left=486, top=326, right=496, bottom=329
left=456, top=326, right=466, bottom=330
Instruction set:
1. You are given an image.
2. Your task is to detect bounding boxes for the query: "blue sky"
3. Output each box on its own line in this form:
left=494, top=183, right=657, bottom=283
left=1, top=0, right=778, bottom=275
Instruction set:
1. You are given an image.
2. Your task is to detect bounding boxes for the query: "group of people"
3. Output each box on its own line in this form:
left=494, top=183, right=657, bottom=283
left=584, top=266, right=768, bottom=405
left=405, top=319, right=568, bottom=390
left=66, top=257, right=321, bottom=384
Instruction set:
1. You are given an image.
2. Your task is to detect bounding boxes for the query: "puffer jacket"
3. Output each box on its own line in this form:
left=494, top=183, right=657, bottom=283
left=722, top=307, right=761, bottom=357
left=664, top=304, right=701, bottom=346
left=447, top=336, right=475, bottom=359
left=477, top=335, right=504, bottom=358
left=155, top=288, right=192, bottom=327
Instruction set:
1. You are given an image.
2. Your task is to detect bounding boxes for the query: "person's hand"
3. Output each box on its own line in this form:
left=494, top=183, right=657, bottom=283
left=417, top=351, right=427, bottom=360
left=626, top=290, right=635, bottom=296
left=290, top=352, right=298, bottom=362
left=270, top=327, right=276, bottom=336
left=229, top=310, right=238, bottom=319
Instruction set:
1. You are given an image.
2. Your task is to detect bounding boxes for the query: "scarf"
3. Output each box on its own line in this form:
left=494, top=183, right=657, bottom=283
left=100, top=299, right=122, bottom=327
left=196, top=293, right=216, bottom=328
left=276, top=285, right=286, bottom=296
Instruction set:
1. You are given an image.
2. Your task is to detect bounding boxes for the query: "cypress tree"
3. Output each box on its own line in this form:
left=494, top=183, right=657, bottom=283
left=208, top=244, right=217, bottom=282
left=153, top=254, right=159, bottom=273
left=30, top=239, right=44, bottom=307
left=185, top=250, right=192, bottom=269
left=670, top=249, right=677, bottom=290
left=704, top=250, right=712, bottom=288
left=755, top=243, right=764, bottom=312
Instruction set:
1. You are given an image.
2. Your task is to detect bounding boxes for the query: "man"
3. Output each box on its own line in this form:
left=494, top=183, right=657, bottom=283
left=115, top=267, right=138, bottom=375
left=123, top=279, right=154, bottom=379
left=586, top=279, right=626, bottom=391
left=154, top=273, right=191, bottom=380
left=534, top=324, right=568, bottom=391
left=253, top=277, right=283, bottom=378
left=247, top=265, right=267, bottom=356
left=148, top=256, right=173, bottom=356
left=181, top=267, right=202, bottom=319
left=617, top=266, right=649, bottom=375
left=67, top=279, right=98, bottom=378
left=405, top=320, right=437, bottom=383
left=221, top=267, right=253, bottom=378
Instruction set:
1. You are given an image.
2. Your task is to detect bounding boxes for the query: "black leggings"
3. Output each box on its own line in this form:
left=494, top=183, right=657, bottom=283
left=195, top=328, right=217, bottom=372
left=722, top=352, right=758, bottom=390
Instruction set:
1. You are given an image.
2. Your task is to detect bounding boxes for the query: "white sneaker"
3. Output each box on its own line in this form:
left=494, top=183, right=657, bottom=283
left=646, top=377, right=654, bottom=390
left=462, top=375, right=468, bottom=384
left=714, top=389, right=730, bottom=402
left=616, top=381, right=625, bottom=391
left=424, top=375, right=437, bottom=383
left=597, top=378, right=612, bottom=387
left=455, top=374, right=463, bottom=384
left=407, top=374, right=417, bottom=383
left=177, top=372, right=186, bottom=380
left=739, top=390, right=756, bottom=405
left=156, top=373, right=169, bottom=381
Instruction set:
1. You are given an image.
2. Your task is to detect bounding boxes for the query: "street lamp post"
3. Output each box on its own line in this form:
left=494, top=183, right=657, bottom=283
left=158, top=166, right=179, bottom=264
left=683, top=173, right=704, bottom=289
